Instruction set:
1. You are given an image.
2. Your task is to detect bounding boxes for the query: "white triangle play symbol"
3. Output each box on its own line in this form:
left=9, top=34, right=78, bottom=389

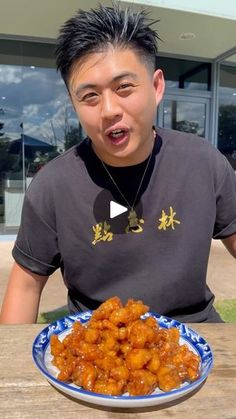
left=110, top=201, right=128, bottom=219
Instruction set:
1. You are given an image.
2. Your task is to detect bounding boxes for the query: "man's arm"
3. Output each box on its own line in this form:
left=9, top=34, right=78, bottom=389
left=221, top=233, right=236, bottom=258
left=0, top=262, right=49, bottom=324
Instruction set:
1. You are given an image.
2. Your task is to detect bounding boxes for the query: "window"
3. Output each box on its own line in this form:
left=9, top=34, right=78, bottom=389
left=157, top=57, right=211, bottom=91
left=218, top=64, right=236, bottom=170
left=0, top=40, right=81, bottom=234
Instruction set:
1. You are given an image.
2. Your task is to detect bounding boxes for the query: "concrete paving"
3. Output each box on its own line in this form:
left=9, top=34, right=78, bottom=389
left=0, top=240, right=235, bottom=316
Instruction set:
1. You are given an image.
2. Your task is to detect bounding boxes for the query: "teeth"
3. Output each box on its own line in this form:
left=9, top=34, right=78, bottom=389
left=110, top=129, right=124, bottom=138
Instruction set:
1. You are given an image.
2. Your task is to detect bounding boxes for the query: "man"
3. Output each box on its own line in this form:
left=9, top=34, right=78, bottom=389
left=0, top=4, right=235, bottom=324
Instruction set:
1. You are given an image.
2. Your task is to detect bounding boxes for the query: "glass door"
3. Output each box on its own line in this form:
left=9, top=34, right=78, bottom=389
left=158, top=94, right=210, bottom=139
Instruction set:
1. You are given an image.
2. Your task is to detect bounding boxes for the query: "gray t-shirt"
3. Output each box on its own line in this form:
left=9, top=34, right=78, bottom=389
left=13, top=128, right=236, bottom=322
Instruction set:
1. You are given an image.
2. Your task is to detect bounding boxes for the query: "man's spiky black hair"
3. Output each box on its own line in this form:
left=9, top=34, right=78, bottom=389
left=55, top=3, right=160, bottom=84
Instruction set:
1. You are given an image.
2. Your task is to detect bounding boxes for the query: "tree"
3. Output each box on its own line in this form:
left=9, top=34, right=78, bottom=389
left=0, top=121, right=5, bottom=136
left=64, top=125, right=84, bottom=150
left=218, top=104, right=236, bottom=169
left=0, top=138, right=18, bottom=174
left=218, top=104, right=236, bottom=152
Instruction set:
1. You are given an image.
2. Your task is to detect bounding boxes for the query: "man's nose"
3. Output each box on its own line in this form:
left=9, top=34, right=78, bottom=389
left=100, top=91, right=122, bottom=120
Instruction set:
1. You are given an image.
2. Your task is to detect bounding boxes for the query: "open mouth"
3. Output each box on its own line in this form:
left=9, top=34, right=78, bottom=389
left=108, top=129, right=128, bottom=144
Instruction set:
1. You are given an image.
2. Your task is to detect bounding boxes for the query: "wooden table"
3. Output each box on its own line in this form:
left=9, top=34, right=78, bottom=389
left=0, top=324, right=235, bottom=419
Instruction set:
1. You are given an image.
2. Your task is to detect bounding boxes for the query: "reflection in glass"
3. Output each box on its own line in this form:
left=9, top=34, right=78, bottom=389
left=218, top=65, right=236, bottom=170
left=0, top=41, right=82, bottom=234
left=157, top=57, right=211, bottom=91
left=0, top=64, right=24, bottom=232
left=163, top=100, right=206, bottom=137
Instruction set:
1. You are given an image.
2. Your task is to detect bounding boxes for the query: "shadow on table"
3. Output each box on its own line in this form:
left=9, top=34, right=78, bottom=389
left=50, top=380, right=206, bottom=413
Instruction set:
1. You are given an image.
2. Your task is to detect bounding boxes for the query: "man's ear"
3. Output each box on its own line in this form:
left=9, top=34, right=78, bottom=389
left=153, top=69, right=165, bottom=106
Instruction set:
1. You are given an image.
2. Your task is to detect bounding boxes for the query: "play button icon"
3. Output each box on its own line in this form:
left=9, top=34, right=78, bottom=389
left=93, top=189, right=143, bottom=235
left=110, top=201, right=128, bottom=219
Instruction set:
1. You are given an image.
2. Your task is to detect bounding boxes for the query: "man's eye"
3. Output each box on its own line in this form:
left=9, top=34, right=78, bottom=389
left=81, top=92, right=97, bottom=101
left=118, top=83, right=133, bottom=90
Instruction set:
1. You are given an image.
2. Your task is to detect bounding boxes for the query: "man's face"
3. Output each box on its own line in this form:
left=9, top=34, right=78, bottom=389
left=68, top=47, right=165, bottom=166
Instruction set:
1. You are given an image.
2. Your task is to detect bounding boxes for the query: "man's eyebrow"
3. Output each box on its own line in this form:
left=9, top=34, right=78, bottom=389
left=112, top=71, right=138, bottom=82
left=75, top=83, right=97, bottom=96
left=75, top=72, right=138, bottom=96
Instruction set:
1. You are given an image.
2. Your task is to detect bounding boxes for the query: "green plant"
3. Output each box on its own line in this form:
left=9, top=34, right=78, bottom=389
left=37, top=306, right=69, bottom=324
left=214, top=299, right=236, bottom=323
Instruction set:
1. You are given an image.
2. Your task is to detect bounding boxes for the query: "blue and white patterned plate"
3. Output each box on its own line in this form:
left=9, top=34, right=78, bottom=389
left=32, top=312, right=213, bottom=408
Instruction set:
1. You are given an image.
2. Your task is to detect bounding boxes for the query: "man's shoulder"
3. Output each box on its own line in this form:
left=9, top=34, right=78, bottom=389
left=34, top=139, right=88, bottom=174
left=26, top=139, right=90, bottom=193
left=158, top=127, right=223, bottom=159
left=157, top=127, right=233, bottom=183
left=42, top=139, right=88, bottom=171
left=158, top=127, right=209, bottom=147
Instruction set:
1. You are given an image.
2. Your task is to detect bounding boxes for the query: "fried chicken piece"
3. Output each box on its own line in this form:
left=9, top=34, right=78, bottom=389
left=73, top=341, right=103, bottom=361
left=146, top=348, right=161, bottom=373
left=157, top=365, right=182, bottom=392
left=98, top=330, right=120, bottom=353
left=93, top=378, right=124, bottom=396
left=83, top=327, right=100, bottom=344
left=173, top=344, right=200, bottom=381
left=126, top=348, right=152, bottom=370
left=110, top=365, right=130, bottom=382
left=127, top=369, right=157, bottom=396
left=90, top=296, right=122, bottom=321
left=50, top=334, right=65, bottom=357
left=128, top=319, right=157, bottom=348
left=72, top=360, right=97, bottom=391
left=120, top=341, right=132, bottom=356
left=118, top=326, right=128, bottom=340
left=94, top=354, right=120, bottom=372
left=108, top=299, right=149, bottom=326
left=126, top=299, right=149, bottom=321
left=109, top=307, right=135, bottom=326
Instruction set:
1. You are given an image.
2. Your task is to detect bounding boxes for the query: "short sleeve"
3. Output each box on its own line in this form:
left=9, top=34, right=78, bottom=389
left=12, top=180, right=61, bottom=276
left=213, top=154, right=236, bottom=239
